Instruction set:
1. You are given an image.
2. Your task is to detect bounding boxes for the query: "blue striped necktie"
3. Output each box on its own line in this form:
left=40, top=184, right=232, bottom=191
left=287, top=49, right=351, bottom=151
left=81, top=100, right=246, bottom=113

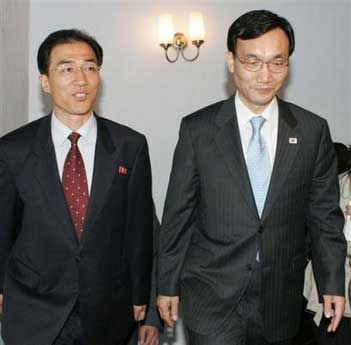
left=247, top=116, right=271, bottom=217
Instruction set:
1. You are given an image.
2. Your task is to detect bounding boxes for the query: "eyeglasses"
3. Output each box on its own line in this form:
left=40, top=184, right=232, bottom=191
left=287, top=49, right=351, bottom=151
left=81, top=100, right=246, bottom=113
left=50, top=62, right=100, bottom=77
left=235, top=55, right=289, bottom=73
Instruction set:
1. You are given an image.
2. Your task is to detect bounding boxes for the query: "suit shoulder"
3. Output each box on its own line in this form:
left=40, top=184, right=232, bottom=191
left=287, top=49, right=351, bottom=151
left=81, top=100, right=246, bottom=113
left=97, top=116, right=147, bottom=145
left=282, top=100, right=328, bottom=126
left=0, top=116, right=45, bottom=152
left=181, top=100, right=225, bottom=129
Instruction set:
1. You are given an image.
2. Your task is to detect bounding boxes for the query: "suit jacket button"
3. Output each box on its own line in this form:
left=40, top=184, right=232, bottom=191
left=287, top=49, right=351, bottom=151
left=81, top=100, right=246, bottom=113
left=75, top=255, right=81, bottom=262
left=258, top=226, right=264, bottom=234
left=246, top=264, right=252, bottom=271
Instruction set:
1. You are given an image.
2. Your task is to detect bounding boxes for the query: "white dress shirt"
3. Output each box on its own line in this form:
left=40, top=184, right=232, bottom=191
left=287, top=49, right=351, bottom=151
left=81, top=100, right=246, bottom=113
left=51, top=113, right=97, bottom=193
left=235, top=92, right=278, bottom=169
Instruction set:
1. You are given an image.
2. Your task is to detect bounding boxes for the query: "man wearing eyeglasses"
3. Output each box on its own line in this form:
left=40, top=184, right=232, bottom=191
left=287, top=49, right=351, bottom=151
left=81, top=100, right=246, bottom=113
left=157, top=10, right=346, bottom=345
left=0, top=29, right=159, bottom=345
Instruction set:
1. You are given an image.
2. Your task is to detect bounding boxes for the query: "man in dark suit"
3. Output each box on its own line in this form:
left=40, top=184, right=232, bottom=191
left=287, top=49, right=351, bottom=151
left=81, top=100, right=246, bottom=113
left=157, top=10, right=347, bottom=345
left=0, top=29, right=155, bottom=345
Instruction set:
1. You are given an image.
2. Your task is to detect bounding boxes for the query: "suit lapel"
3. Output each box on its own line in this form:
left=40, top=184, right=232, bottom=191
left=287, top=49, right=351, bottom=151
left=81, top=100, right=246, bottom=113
left=214, top=96, right=258, bottom=217
left=79, top=117, right=118, bottom=248
left=261, top=99, right=300, bottom=221
left=32, top=115, right=78, bottom=244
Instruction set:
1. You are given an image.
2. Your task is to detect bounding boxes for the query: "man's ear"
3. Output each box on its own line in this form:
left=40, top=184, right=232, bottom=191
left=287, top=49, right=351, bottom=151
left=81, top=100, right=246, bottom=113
left=39, top=74, right=51, bottom=94
left=225, top=51, right=235, bottom=74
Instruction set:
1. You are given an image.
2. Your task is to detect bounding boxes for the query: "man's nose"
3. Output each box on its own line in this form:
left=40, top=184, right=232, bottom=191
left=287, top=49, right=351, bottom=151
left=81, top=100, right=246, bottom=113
left=257, top=63, right=273, bottom=82
left=74, top=67, right=88, bottom=84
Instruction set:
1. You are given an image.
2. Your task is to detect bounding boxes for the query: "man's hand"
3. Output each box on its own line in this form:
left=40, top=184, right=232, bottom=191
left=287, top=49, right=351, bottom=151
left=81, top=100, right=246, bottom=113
left=133, top=305, right=147, bottom=321
left=323, top=295, right=345, bottom=332
left=157, top=295, right=179, bottom=327
left=0, top=294, right=3, bottom=314
left=139, top=325, right=159, bottom=345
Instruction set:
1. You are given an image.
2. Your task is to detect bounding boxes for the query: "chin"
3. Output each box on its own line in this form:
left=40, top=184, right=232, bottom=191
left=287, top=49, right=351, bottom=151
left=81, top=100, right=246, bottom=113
left=72, top=107, right=93, bottom=116
left=253, top=95, right=275, bottom=106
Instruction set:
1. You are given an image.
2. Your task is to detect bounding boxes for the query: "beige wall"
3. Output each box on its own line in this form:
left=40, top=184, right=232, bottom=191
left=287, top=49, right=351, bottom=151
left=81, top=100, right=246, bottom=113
left=0, top=0, right=29, bottom=136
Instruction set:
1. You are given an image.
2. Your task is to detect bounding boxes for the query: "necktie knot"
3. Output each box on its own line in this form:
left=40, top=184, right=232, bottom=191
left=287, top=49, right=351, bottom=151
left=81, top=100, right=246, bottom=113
left=68, top=132, right=81, bottom=145
left=250, top=116, right=266, bottom=135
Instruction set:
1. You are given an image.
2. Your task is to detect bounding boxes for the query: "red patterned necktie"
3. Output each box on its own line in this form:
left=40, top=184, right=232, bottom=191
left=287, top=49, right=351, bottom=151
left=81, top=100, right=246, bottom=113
left=62, top=132, right=89, bottom=240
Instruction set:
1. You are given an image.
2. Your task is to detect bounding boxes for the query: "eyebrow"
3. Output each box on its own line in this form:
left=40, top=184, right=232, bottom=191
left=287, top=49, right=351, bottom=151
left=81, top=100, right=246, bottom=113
left=270, top=54, right=286, bottom=59
left=244, top=53, right=287, bottom=60
left=54, top=58, right=98, bottom=66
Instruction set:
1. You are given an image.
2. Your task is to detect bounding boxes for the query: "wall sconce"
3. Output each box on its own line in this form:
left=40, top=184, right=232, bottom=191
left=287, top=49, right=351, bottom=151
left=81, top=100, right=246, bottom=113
left=158, top=12, right=205, bottom=63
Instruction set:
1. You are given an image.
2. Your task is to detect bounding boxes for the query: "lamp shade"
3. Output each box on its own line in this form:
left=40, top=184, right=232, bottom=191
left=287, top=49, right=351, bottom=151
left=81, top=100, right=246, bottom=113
left=158, top=14, right=174, bottom=45
left=189, top=12, right=205, bottom=41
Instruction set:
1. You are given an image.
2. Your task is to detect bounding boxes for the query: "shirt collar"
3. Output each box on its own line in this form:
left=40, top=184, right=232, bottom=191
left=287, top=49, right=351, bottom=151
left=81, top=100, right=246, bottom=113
left=235, top=92, right=278, bottom=125
left=77, top=113, right=97, bottom=146
left=51, top=112, right=97, bottom=147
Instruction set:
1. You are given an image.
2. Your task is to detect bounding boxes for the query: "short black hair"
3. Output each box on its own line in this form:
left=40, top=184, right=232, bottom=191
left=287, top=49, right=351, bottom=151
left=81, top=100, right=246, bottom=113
left=37, top=29, right=103, bottom=75
left=334, top=142, right=351, bottom=174
left=227, top=10, right=295, bottom=56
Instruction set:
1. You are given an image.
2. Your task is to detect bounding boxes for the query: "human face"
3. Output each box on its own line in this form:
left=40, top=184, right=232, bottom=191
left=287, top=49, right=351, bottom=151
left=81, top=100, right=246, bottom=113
left=40, top=41, right=100, bottom=124
left=226, top=28, right=289, bottom=114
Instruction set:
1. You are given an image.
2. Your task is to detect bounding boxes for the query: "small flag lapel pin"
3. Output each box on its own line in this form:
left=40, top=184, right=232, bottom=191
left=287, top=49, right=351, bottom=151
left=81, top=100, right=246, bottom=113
left=118, top=166, right=128, bottom=175
left=289, top=137, right=298, bottom=144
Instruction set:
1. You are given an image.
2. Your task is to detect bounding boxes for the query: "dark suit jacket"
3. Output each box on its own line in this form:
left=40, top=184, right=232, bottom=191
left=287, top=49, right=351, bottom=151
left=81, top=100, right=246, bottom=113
left=158, top=96, right=346, bottom=342
left=126, top=211, right=163, bottom=344
left=144, top=211, right=163, bottom=330
left=0, top=114, right=154, bottom=345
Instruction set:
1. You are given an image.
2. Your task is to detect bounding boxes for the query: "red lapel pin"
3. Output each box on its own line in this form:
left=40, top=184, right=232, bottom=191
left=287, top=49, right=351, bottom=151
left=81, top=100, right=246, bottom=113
left=118, top=166, right=128, bottom=175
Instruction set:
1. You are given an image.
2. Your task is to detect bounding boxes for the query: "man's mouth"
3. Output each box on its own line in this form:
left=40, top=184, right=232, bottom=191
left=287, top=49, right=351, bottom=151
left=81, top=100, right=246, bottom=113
left=255, top=87, right=274, bottom=93
left=73, top=92, right=88, bottom=100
